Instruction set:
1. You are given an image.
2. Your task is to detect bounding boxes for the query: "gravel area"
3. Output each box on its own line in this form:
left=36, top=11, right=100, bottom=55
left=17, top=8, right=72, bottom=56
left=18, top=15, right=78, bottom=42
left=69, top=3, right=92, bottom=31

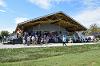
left=0, top=42, right=98, bottom=49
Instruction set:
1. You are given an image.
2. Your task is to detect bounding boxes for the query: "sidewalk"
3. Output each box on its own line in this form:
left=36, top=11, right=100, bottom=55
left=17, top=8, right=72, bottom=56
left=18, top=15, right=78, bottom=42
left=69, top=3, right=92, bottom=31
left=0, top=43, right=98, bottom=49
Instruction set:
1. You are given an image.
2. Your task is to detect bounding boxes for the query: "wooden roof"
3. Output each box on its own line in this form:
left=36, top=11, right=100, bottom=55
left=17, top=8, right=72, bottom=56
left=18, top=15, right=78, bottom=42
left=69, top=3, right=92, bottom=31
left=16, top=11, right=87, bottom=32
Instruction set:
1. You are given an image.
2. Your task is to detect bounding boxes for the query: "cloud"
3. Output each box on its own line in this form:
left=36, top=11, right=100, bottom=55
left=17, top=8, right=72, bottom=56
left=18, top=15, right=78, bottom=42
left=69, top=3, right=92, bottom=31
left=0, top=0, right=6, bottom=7
left=0, top=25, right=15, bottom=33
left=15, top=17, right=28, bottom=24
left=74, top=0, right=100, bottom=28
left=28, top=0, right=100, bottom=9
left=0, top=28, right=15, bottom=33
left=74, top=8, right=100, bottom=28
left=28, top=0, right=72, bottom=9
left=0, top=9, right=6, bottom=12
left=29, top=0, right=51, bottom=9
left=83, top=0, right=100, bottom=9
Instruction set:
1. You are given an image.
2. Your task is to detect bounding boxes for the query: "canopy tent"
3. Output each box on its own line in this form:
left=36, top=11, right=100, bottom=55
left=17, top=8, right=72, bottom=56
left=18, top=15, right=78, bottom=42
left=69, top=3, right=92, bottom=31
left=16, top=11, right=87, bottom=32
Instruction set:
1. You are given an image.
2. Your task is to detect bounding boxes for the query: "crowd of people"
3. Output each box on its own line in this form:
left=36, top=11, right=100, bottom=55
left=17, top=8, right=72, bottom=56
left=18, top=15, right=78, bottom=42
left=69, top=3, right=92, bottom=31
left=22, top=31, right=65, bottom=46
left=1, top=31, right=97, bottom=46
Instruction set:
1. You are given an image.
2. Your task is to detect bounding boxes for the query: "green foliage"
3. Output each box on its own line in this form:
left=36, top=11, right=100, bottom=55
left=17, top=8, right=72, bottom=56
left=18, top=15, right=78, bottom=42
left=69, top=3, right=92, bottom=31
left=0, top=31, right=9, bottom=37
left=90, top=24, right=98, bottom=33
left=84, top=24, right=100, bottom=38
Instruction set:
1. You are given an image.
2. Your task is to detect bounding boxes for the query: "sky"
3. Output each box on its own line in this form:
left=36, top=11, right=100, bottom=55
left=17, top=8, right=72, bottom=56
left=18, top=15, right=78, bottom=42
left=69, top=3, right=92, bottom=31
left=0, top=0, right=100, bottom=33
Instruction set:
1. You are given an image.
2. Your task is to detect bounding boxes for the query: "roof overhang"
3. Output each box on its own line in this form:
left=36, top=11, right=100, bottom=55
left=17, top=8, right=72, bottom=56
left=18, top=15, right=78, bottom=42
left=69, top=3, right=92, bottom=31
left=16, top=11, right=87, bottom=32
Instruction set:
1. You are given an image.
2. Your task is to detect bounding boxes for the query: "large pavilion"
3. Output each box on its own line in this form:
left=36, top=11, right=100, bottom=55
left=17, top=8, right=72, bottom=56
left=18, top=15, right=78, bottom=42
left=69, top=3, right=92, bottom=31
left=15, top=11, right=87, bottom=43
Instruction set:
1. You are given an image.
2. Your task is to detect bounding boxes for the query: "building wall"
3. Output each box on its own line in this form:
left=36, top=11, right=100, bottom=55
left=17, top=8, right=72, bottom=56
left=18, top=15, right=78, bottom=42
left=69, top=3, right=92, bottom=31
left=28, top=24, right=66, bottom=32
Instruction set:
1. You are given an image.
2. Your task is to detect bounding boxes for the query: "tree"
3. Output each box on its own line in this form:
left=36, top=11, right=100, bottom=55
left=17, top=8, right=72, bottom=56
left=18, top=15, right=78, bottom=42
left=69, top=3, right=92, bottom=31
left=90, top=24, right=98, bottom=33
left=0, top=31, right=10, bottom=37
left=85, top=24, right=100, bottom=38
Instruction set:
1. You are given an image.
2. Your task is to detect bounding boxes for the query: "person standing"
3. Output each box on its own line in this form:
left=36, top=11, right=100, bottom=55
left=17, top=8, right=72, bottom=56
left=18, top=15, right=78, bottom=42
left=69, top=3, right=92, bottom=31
left=27, top=36, right=31, bottom=46
left=34, top=35, right=38, bottom=45
left=45, top=35, right=50, bottom=44
left=23, top=36, right=26, bottom=44
left=62, top=35, right=67, bottom=46
left=41, top=37, right=44, bottom=44
left=31, top=35, right=35, bottom=45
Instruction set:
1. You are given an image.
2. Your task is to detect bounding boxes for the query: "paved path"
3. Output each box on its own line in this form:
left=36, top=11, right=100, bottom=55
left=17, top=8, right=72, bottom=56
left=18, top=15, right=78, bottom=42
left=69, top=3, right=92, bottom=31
left=0, top=42, right=98, bottom=49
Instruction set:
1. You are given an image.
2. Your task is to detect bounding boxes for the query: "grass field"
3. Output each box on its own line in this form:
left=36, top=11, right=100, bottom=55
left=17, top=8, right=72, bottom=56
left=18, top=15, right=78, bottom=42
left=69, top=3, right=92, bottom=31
left=0, top=43, right=100, bottom=66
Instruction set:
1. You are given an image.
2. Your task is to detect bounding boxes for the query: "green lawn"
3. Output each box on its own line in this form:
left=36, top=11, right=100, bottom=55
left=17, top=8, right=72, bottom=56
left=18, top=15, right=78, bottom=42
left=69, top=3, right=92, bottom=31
left=0, top=44, right=100, bottom=66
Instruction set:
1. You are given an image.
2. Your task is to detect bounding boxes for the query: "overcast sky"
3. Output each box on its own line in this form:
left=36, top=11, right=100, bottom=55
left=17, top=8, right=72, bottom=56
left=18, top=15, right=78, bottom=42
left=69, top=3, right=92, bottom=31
left=0, top=0, right=100, bottom=33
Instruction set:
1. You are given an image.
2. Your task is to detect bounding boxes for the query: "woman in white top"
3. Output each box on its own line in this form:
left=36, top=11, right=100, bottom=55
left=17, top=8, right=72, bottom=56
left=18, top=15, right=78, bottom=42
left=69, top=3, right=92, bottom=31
left=27, top=36, right=31, bottom=46
left=23, top=36, right=26, bottom=44
left=31, top=36, right=35, bottom=45
left=34, top=35, right=38, bottom=45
